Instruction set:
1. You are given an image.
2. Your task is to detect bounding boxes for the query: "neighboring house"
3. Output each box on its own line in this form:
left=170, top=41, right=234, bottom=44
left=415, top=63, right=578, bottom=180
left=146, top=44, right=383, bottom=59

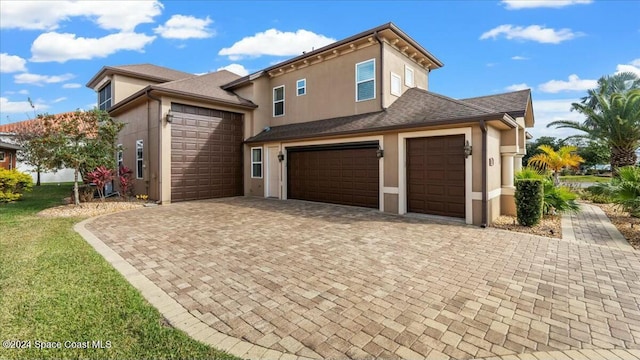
left=87, top=22, right=534, bottom=226
left=0, top=119, right=75, bottom=183
left=0, top=141, right=21, bottom=170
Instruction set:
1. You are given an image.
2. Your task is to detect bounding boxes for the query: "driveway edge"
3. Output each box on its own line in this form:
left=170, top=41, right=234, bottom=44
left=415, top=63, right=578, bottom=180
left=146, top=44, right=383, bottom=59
left=74, top=217, right=311, bottom=360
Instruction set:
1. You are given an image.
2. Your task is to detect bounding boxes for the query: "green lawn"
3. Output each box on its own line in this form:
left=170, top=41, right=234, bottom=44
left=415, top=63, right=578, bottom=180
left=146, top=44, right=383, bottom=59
left=560, top=175, right=611, bottom=183
left=0, top=184, right=237, bottom=360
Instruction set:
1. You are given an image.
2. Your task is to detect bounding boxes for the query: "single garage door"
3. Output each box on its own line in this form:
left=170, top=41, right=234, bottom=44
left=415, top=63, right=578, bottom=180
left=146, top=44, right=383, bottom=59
left=407, top=135, right=465, bottom=218
left=287, top=142, right=379, bottom=208
left=171, top=103, right=243, bottom=202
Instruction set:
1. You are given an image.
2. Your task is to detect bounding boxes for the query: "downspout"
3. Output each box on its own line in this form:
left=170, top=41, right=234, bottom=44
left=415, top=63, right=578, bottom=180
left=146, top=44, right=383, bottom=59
left=374, top=31, right=384, bottom=110
left=145, top=89, right=163, bottom=204
left=480, top=120, right=488, bottom=228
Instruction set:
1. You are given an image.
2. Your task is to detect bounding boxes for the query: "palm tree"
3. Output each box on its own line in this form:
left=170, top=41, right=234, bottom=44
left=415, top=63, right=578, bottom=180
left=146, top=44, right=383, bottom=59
left=527, top=145, right=584, bottom=185
left=548, top=89, right=640, bottom=174
left=580, top=72, right=640, bottom=110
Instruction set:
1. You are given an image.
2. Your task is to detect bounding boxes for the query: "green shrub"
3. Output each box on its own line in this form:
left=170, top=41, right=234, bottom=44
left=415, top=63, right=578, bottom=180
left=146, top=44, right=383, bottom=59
left=515, top=167, right=579, bottom=215
left=0, top=168, right=33, bottom=202
left=515, top=179, right=544, bottom=226
left=612, top=166, right=640, bottom=217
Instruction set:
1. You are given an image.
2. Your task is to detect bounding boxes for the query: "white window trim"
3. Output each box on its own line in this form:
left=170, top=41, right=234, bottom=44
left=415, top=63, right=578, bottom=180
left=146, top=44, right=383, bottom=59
left=0, top=151, right=5, bottom=162
left=355, top=58, right=376, bottom=102
left=404, top=65, right=414, bottom=87
left=136, top=140, right=143, bottom=179
left=251, top=146, right=263, bottom=179
left=390, top=72, right=402, bottom=96
left=296, top=78, right=306, bottom=96
left=116, top=144, right=123, bottom=175
left=98, top=82, right=112, bottom=111
left=273, top=85, right=285, bottom=117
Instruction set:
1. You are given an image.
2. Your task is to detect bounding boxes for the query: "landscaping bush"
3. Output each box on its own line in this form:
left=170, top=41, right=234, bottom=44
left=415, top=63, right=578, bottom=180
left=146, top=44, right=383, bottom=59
left=70, top=184, right=95, bottom=203
left=118, top=165, right=134, bottom=199
left=86, top=166, right=115, bottom=201
left=515, top=167, right=579, bottom=215
left=590, top=166, right=640, bottom=217
left=515, top=179, right=544, bottom=226
left=0, top=168, right=33, bottom=202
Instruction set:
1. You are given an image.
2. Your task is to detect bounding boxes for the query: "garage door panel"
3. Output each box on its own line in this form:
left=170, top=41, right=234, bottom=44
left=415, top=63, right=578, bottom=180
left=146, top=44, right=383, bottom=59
left=170, top=105, right=243, bottom=202
left=407, top=135, right=465, bottom=218
left=288, top=146, right=379, bottom=208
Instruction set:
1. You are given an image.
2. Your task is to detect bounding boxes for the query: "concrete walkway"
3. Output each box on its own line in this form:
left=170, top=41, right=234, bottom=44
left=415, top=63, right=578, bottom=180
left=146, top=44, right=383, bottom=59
left=75, top=198, right=640, bottom=360
left=561, top=202, right=633, bottom=251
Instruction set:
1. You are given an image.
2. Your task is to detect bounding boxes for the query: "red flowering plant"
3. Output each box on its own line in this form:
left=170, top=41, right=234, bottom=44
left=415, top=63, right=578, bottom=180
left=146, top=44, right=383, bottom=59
left=86, top=166, right=114, bottom=201
left=118, top=165, right=134, bottom=200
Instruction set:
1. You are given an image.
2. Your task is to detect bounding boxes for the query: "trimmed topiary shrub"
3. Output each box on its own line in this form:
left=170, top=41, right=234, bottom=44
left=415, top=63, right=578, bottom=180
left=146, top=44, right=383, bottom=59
left=0, top=168, right=33, bottom=202
left=515, top=179, right=544, bottom=226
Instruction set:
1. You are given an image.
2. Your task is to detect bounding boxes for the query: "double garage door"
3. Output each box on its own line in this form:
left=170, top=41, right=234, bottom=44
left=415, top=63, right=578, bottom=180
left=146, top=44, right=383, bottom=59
left=287, top=136, right=465, bottom=218
left=170, top=104, right=243, bottom=202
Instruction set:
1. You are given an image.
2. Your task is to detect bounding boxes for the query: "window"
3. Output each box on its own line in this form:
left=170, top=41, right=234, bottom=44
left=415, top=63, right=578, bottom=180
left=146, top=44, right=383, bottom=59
left=0, top=151, right=4, bottom=162
left=405, top=65, right=414, bottom=87
left=251, top=147, right=263, bottom=178
left=136, top=140, right=143, bottom=179
left=296, top=79, right=306, bottom=96
left=273, top=86, right=284, bottom=116
left=391, top=73, right=402, bottom=96
left=98, top=82, right=112, bottom=111
left=116, top=144, right=123, bottom=175
left=356, top=59, right=375, bottom=101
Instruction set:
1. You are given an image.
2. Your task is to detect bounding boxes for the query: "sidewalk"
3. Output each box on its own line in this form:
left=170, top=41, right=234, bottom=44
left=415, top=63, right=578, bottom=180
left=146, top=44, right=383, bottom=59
left=561, top=202, right=633, bottom=251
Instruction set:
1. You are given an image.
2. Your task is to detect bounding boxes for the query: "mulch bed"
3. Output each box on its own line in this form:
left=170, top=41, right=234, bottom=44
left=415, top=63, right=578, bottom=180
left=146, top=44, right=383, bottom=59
left=38, top=197, right=147, bottom=218
left=491, top=215, right=562, bottom=239
left=592, top=203, right=640, bottom=250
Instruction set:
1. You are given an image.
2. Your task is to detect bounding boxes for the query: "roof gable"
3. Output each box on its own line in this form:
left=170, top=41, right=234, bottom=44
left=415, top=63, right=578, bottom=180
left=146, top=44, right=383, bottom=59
left=461, top=89, right=531, bottom=119
left=86, top=63, right=194, bottom=88
left=153, top=70, right=255, bottom=107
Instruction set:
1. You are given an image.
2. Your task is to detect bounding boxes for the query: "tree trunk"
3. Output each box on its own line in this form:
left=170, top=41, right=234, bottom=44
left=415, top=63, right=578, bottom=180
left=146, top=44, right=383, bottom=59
left=611, top=146, right=637, bottom=177
left=36, top=166, right=41, bottom=186
left=553, top=171, right=560, bottom=186
left=73, top=168, right=80, bottom=206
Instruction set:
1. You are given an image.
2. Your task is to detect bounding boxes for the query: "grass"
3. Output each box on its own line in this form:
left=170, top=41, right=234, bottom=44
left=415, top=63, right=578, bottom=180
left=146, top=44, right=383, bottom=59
left=0, top=184, right=237, bottom=360
left=560, top=175, right=611, bottom=183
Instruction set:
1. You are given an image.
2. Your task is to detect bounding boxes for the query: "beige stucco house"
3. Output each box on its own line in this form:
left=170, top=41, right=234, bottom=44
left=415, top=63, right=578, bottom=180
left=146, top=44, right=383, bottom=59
left=87, top=23, right=534, bottom=226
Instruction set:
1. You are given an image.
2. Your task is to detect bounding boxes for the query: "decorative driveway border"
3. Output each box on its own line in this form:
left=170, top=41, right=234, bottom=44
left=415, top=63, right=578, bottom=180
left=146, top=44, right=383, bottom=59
left=76, top=198, right=640, bottom=359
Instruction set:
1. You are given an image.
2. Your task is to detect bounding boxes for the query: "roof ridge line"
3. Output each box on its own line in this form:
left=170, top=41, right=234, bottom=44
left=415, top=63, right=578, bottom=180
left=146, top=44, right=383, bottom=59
left=409, top=88, right=499, bottom=115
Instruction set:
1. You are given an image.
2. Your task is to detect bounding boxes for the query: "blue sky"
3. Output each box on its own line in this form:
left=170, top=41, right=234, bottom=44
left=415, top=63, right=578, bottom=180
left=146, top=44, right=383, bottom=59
left=0, top=0, right=638, bottom=139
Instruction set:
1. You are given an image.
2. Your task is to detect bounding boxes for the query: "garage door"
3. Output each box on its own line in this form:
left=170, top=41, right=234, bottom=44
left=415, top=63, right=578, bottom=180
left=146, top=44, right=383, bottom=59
left=407, top=135, right=465, bottom=218
left=287, top=142, right=379, bottom=208
left=171, top=104, right=243, bottom=202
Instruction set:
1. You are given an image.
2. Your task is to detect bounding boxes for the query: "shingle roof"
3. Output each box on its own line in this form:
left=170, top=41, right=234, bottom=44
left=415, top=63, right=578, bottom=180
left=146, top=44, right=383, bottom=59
left=153, top=70, right=255, bottom=107
left=86, top=63, right=194, bottom=88
left=461, top=89, right=531, bottom=118
left=0, top=141, right=23, bottom=150
left=246, top=88, right=509, bottom=143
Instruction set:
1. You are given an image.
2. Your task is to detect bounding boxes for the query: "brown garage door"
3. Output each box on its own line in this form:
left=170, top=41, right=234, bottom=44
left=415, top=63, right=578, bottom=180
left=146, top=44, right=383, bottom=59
left=407, top=135, right=465, bottom=218
left=287, top=143, right=379, bottom=208
left=171, top=104, right=243, bottom=202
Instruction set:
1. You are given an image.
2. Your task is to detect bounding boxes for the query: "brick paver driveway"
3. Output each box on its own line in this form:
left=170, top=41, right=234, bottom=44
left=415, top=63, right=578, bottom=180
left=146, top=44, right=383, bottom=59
left=85, top=197, right=640, bottom=359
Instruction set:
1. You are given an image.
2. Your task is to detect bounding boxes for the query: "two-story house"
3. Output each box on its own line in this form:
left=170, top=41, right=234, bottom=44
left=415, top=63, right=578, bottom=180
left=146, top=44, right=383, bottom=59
left=87, top=23, right=534, bottom=226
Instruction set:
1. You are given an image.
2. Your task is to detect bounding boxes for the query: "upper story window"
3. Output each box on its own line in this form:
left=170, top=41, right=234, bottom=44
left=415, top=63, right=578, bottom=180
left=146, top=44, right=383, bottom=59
left=405, top=65, right=415, bottom=87
left=273, top=85, right=284, bottom=117
left=296, top=79, right=306, bottom=96
left=98, top=82, right=112, bottom=111
left=391, top=73, right=402, bottom=96
left=356, top=59, right=375, bottom=101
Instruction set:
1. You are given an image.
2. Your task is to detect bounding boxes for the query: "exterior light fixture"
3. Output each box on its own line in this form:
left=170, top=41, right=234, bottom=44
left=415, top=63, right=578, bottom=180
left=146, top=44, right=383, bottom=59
left=376, top=147, right=384, bottom=159
left=165, top=110, right=173, bottom=123
left=464, top=140, right=472, bottom=158
left=277, top=151, right=285, bottom=162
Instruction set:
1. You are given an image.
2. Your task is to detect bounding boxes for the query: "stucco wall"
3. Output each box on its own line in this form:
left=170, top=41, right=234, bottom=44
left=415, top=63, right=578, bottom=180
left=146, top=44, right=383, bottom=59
left=112, top=74, right=158, bottom=105
left=487, top=125, right=502, bottom=192
left=382, top=43, right=428, bottom=108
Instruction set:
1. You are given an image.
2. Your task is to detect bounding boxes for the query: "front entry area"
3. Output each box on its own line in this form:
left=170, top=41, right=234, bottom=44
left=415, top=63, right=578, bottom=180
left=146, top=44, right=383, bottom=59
left=406, top=135, right=465, bottom=218
left=286, top=142, right=379, bottom=208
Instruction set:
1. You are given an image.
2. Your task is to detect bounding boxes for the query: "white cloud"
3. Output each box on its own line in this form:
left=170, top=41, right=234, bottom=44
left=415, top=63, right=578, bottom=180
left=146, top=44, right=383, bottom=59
left=62, top=83, right=82, bottom=89
left=52, top=97, right=67, bottom=103
left=0, top=53, right=28, bottom=73
left=14, top=72, right=75, bottom=86
left=530, top=99, right=584, bottom=139
left=631, top=58, right=640, bottom=67
left=502, top=0, right=592, bottom=9
left=30, top=32, right=156, bottom=63
left=18, top=89, right=29, bottom=95
left=154, top=15, right=214, bottom=39
left=216, top=64, right=249, bottom=76
left=219, top=28, right=336, bottom=60
left=480, top=25, right=580, bottom=44
left=0, top=0, right=162, bottom=32
left=538, top=74, right=597, bottom=93
left=615, top=60, right=640, bottom=77
left=511, top=56, right=529, bottom=60
left=506, top=83, right=530, bottom=91
left=0, top=97, right=49, bottom=114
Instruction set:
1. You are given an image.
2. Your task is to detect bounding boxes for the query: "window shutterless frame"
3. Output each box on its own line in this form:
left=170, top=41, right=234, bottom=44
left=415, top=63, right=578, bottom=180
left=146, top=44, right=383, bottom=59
left=136, top=140, right=143, bottom=179
left=355, top=59, right=375, bottom=102
left=296, top=79, right=306, bottom=96
left=251, top=147, right=263, bottom=178
left=273, top=85, right=285, bottom=117
left=404, top=65, right=414, bottom=87
left=391, top=72, right=402, bottom=96
left=98, top=82, right=112, bottom=111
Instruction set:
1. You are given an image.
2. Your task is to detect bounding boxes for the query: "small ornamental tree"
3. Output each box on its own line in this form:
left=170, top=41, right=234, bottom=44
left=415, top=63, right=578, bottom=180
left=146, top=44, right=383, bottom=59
left=118, top=165, right=134, bottom=199
left=43, top=109, right=124, bottom=205
left=86, top=166, right=115, bottom=201
left=14, top=119, right=61, bottom=186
